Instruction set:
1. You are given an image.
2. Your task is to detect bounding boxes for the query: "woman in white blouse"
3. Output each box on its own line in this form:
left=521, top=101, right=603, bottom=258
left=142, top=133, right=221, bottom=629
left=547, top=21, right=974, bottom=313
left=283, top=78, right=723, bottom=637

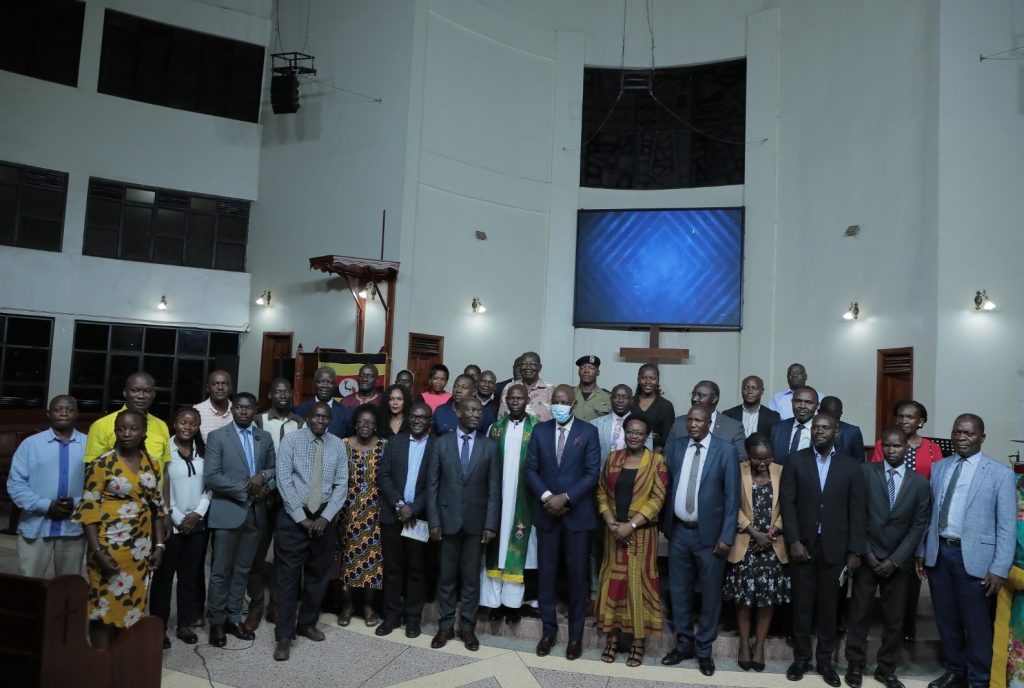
left=150, top=407, right=211, bottom=647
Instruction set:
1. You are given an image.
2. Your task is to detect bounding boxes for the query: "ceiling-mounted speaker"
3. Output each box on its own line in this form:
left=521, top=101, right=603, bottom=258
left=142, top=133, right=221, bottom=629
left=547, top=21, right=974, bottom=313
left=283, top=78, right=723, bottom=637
left=271, top=73, right=300, bottom=114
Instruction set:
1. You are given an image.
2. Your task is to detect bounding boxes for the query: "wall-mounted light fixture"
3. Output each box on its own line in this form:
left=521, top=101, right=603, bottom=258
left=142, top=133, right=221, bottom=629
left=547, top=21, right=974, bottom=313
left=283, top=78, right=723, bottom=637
left=974, top=290, right=996, bottom=311
left=842, top=302, right=859, bottom=321
left=358, top=282, right=378, bottom=301
left=256, top=290, right=272, bottom=307
left=157, top=295, right=167, bottom=311
left=471, top=297, right=487, bottom=314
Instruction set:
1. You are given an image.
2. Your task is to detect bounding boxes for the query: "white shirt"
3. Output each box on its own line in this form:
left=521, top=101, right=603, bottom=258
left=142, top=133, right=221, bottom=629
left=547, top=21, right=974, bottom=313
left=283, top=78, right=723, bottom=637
left=769, top=388, right=827, bottom=421
left=166, top=442, right=211, bottom=532
left=741, top=406, right=760, bottom=437
left=789, top=420, right=812, bottom=453
left=673, top=437, right=708, bottom=521
left=260, top=413, right=303, bottom=451
left=939, top=453, right=982, bottom=540
left=709, top=410, right=719, bottom=434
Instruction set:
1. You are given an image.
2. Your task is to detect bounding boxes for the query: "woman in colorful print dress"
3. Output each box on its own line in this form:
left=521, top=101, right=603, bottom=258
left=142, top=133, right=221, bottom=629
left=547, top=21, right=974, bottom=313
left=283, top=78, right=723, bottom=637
left=74, top=409, right=166, bottom=648
left=336, top=404, right=387, bottom=627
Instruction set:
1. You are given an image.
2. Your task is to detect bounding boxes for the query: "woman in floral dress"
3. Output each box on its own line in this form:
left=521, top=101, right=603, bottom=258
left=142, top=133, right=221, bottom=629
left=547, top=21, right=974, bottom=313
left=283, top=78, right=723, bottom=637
left=74, top=409, right=166, bottom=648
left=336, top=404, right=387, bottom=626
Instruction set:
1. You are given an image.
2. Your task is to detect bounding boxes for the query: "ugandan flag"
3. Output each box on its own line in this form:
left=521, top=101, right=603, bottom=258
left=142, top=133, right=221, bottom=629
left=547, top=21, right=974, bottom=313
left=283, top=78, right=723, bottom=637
left=317, top=351, right=388, bottom=399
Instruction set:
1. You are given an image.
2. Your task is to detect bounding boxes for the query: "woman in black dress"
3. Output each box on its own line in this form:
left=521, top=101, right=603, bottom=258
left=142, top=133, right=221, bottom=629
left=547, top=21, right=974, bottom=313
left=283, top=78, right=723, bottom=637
left=631, top=364, right=675, bottom=454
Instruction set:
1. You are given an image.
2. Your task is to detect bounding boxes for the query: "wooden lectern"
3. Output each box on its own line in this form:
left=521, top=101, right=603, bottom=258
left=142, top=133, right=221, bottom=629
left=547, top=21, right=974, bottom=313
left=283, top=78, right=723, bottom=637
left=0, top=572, right=163, bottom=688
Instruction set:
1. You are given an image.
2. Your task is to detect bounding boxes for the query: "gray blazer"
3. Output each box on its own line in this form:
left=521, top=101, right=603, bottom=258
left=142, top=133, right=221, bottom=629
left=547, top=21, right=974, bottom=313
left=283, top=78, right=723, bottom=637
left=204, top=423, right=276, bottom=530
left=919, top=452, right=1015, bottom=578
left=426, top=430, right=501, bottom=535
left=668, top=410, right=748, bottom=459
left=861, top=462, right=930, bottom=568
left=591, top=413, right=652, bottom=466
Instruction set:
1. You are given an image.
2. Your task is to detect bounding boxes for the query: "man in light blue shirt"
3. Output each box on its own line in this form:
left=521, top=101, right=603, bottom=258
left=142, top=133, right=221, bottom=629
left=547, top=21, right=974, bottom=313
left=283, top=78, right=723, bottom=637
left=7, top=395, right=87, bottom=578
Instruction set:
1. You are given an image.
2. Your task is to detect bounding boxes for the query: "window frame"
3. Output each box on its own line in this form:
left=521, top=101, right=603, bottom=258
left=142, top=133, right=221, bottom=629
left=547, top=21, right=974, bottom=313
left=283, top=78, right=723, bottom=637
left=0, top=313, right=54, bottom=410
left=0, top=160, right=69, bottom=253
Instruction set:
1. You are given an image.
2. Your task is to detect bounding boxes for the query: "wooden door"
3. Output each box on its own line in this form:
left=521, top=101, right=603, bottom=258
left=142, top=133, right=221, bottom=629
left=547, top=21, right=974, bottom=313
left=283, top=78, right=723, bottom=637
left=875, top=347, right=913, bottom=441
left=259, top=332, right=294, bottom=407
left=407, top=333, right=444, bottom=395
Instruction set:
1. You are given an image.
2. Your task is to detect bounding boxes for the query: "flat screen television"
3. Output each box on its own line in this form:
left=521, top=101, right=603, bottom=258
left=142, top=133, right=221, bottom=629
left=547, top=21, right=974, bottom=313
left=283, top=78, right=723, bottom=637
left=573, top=207, right=744, bottom=329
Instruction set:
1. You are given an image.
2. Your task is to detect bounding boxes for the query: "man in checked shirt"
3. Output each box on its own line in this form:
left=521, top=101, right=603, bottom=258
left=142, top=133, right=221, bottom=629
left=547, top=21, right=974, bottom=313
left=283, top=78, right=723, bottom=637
left=271, top=403, right=349, bottom=661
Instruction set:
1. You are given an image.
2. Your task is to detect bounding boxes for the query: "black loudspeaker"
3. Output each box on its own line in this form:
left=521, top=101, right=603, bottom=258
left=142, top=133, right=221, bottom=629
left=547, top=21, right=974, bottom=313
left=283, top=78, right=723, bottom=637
left=271, top=73, right=300, bottom=114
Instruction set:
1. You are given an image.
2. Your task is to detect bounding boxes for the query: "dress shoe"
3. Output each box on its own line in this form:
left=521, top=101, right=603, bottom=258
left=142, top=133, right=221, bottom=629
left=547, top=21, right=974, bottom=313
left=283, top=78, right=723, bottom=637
left=788, top=660, right=811, bottom=681
left=224, top=621, right=255, bottom=641
left=661, top=648, right=695, bottom=665
left=431, top=627, right=454, bottom=649
left=176, top=629, right=199, bottom=645
left=817, top=662, right=841, bottom=687
left=698, top=657, right=716, bottom=676
left=536, top=636, right=555, bottom=657
left=273, top=639, right=290, bottom=661
left=297, top=625, right=325, bottom=641
left=874, top=671, right=905, bottom=688
left=507, top=608, right=522, bottom=624
left=487, top=607, right=503, bottom=623
left=463, top=630, right=480, bottom=651
left=405, top=622, right=421, bottom=639
left=846, top=666, right=864, bottom=688
left=928, top=673, right=967, bottom=688
left=243, top=608, right=263, bottom=632
left=566, top=641, right=582, bottom=661
left=375, top=620, right=398, bottom=637
left=209, top=624, right=226, bottom=648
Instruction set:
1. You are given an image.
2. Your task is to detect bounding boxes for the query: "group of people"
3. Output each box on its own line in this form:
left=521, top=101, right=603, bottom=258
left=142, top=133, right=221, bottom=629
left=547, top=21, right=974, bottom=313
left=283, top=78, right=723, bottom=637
left=6, top=354, right=1020, bottom=688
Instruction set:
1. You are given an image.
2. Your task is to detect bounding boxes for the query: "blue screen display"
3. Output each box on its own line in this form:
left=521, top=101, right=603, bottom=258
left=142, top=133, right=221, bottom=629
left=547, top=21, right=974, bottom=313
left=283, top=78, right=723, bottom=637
left=574, top=207, right=743, bottom=329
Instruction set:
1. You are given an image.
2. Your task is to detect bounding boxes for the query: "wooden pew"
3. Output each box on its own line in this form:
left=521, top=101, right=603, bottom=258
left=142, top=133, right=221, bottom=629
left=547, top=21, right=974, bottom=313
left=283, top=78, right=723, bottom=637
left=0, top=572, right=163, bottom=688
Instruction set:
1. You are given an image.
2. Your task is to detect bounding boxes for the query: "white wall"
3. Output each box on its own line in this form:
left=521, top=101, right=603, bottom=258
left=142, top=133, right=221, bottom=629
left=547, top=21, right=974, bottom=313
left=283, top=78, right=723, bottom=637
left=0, top=0, right=270, bottom=401
left=933, top=0, right=1024, bottom=457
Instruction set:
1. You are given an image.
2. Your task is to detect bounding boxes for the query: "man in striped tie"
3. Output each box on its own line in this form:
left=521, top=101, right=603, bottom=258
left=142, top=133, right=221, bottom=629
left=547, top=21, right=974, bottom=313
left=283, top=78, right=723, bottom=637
left=844, top=427, right=931, bottom=688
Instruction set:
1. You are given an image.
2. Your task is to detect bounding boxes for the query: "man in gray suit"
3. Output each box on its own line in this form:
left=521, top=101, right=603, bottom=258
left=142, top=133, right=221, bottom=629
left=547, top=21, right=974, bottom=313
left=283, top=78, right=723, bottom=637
left=592, top=384, right=652, bottom=462
left=845, top=427, right=931, bottom=688
left=917, top=413, right=1015, bottom=688
left=668, top=380, right=747, bottom=459
left=427, top=397, right=500, bottom=652
left=204, top=392, right=276, bottom=647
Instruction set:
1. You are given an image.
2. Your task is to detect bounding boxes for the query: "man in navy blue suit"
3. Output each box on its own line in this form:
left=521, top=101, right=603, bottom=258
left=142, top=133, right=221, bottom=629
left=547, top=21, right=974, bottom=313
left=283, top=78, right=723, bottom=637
left=294, top=366, right=352, bottom=440
left=819, top=396, right=866, bottom=462
left=525, top=384, right=601, bottom=661
left=660, top=404, right=740, bottom=676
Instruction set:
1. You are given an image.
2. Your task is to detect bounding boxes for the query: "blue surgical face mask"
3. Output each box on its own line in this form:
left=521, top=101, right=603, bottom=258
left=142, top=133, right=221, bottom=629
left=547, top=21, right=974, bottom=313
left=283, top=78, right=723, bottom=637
left=551, top=404, right=573, bottom=424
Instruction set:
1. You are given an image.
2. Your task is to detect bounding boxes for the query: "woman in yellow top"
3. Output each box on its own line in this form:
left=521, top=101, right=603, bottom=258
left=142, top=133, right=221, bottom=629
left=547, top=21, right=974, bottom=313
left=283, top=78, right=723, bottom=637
left=991, top=465, right=1024, bottom=688
left=74, top=409, right=166, bottom=648
left=595, top=413, right=668, bottom=667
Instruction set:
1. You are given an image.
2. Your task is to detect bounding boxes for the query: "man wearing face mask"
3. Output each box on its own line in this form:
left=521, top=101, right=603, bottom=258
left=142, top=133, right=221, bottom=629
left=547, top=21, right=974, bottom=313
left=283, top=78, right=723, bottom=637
left=525, top=385, right=601, bottom=661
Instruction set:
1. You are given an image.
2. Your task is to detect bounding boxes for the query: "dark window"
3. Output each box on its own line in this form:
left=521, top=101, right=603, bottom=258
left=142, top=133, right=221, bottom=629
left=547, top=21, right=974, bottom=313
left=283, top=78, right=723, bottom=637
left=580, top=60, right=746, bottom=189
left=83, top=178, right=250, bottom=271
left=0, top=0, right=85, bottom=87
left=0, top=161, right=68, bottom=252
left=69, top=321, right=240, bottom=418
left=97, top=10, right=265, bottom=123
left=0, top=314, right=53, bottom=409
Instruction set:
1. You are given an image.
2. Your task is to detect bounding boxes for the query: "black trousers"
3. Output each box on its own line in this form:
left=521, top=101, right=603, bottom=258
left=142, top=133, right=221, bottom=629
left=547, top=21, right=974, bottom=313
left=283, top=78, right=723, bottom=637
left=437, top=531, right=483, bottom=633
left=381, top=521, right=426, bottom=624
left=246, top=504, right=279, bottom=612
left=273, top=510, right=338, bottom=641
left=790, top=539, right=844, bottom=664
left=845, top=564, right=908, bottom=675
left=150, top=528, right=209, bottom=629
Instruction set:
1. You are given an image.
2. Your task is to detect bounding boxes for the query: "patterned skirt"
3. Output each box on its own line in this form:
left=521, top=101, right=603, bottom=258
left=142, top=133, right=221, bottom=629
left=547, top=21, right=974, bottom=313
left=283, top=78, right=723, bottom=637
left=595, top=526, right=662, bottom=638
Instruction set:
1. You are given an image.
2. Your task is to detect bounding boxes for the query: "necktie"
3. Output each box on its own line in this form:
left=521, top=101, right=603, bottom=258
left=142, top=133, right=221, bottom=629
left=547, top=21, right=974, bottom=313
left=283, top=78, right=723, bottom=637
left=685, top=443, right=702, bottom=513
left=306, top=437, right=324, bottom=513
left=611, top=416, right=623, bottom=451
left=789, top=424, right=804, bottom=454
left=460, top=434, right=471, bottom=477
left=886, top=467, right=897, bottom=510
left=557, top=427, right=567, bottom=465
left=937, top=458, right=966, bottom=531
left=241, top=428, right=255, bottom=476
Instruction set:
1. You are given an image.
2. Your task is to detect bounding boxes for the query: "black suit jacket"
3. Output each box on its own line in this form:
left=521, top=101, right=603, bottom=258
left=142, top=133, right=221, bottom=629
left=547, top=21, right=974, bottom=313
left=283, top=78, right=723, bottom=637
left=770, top=418, right=812, bottom=465
left=860, top=462, right=931, bottom=568
left=779, top=447, right=866, bottom=565
left=722, top=404, right=781, bottom=437
left=834, top=420, right=866, bottom=462
left=426, top=430, right=501, bottom=535
left=377, top=432, right=432, bottom=525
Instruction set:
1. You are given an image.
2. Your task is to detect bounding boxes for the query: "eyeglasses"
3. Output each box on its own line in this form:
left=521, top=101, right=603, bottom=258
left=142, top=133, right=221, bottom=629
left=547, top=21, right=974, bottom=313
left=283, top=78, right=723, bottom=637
left=624, top=430, right=647, bottom=437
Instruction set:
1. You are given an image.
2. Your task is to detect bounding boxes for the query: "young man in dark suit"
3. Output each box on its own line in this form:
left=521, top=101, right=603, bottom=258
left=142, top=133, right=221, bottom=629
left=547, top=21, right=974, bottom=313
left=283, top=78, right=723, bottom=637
left=376, top=402, right=434, bottom=638
left=780, top=413, right=866, bottom=686
left=204, top=393, right=276, bottom=647
left=525, top=384, right=601, bottom=661
left=294, top=366, right=352, bottom=440
left=426, top=397, right=500, bottom=652
left=845, top=427, right=931, bottom=688
left=770, top=386, right=820, bottom=465
left=723, top=375, right=781, bottom=437
left=660, top=404, right=741, bottom=677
